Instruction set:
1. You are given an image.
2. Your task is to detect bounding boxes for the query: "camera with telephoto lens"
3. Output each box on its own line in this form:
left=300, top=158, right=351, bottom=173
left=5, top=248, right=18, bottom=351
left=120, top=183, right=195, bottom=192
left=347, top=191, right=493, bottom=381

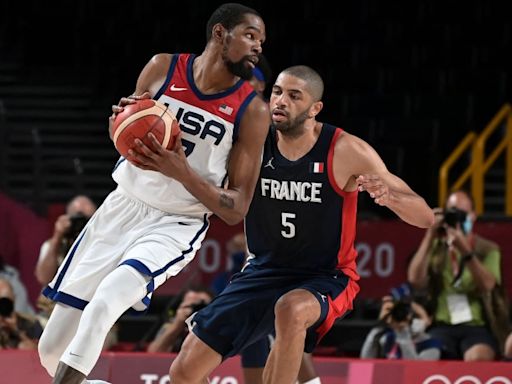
left=437, top=207, right=467, bottom=236
left=188, top=300, right=208, bottom=313
left=443, top=208, right=467, bottom=228
left=388, top=283, right=412, bottom=323
left=67, top=213, right=88, bottom=240
left=0, top=297, right=14, bottom=317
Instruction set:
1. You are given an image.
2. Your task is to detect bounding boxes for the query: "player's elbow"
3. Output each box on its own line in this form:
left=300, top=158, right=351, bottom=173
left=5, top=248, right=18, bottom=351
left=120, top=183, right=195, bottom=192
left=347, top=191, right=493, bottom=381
left=422, top=209, right=436, bottom=228
left=222, top=211, right=245, bottom=226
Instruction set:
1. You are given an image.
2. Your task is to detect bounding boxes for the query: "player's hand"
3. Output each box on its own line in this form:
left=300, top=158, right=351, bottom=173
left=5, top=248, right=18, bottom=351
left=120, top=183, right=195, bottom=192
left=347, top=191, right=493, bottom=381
left=356, top=174, right=391, bottom=206
left=127, top=132, right=192, bottom=183
left=108, top=92, right=151, bottom=139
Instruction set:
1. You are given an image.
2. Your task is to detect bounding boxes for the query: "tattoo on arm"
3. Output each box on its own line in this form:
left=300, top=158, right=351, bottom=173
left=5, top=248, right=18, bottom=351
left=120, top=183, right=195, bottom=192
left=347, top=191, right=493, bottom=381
left=219, top=193, right=235, bottom=209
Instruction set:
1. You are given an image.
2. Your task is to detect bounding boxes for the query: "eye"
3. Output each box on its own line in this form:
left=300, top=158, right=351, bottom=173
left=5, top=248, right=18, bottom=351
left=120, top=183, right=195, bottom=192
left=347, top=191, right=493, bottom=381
left=246, top=33, right=255, bottom=40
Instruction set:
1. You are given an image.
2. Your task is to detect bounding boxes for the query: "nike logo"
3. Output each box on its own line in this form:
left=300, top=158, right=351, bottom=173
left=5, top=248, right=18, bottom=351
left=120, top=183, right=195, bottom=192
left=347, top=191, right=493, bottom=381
left=170, top=84, right=187, bottom=91
left=69, top=351, right=82, bottom=357
left=319, top=294, right=327, bottom=303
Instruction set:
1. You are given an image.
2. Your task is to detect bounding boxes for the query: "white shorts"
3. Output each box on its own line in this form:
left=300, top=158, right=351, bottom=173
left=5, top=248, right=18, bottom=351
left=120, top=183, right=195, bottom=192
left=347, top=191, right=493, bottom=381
left=43, top=186, right=210, bottom=312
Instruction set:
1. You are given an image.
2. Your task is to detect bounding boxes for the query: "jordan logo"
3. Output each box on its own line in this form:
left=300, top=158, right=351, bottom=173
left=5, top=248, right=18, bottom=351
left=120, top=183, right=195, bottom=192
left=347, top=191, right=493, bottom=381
left=264, top=157, right=275, bottom=170
left=170, top=84, right=187, bottom=91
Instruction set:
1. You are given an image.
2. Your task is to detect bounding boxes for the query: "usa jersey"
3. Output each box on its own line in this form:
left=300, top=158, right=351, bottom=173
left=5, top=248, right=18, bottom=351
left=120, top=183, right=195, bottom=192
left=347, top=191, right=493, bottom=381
left=245, top=124, right=359, bottom=280
left=113, top=53, right=257, bottom=217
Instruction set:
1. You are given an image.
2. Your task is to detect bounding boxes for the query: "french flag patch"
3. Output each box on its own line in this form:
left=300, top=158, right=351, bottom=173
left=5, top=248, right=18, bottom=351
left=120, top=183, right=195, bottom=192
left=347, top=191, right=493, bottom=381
left=310, top=162, right=324, bottom=173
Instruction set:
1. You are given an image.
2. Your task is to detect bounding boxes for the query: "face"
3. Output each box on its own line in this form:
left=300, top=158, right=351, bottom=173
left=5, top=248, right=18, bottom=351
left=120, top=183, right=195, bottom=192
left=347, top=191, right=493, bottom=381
left=220, top=14, right=265, bottom=80
left=446, top=191, right=476, bottom=229
left=270, top=73, right=316, bottom=135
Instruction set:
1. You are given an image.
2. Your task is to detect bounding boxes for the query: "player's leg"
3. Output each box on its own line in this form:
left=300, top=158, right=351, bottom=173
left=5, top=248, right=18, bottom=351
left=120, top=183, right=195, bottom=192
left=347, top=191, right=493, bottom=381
left=240, top=335, right=272, bottom=384
left=263, top=289, right=321, bottom=384
left=298, top=353, right=321, bottom=384
left=53, top=265, right=150, bottom=384
left=38, top=304, right=83, bottom=376
left=169, top=332, right=222, bottom=384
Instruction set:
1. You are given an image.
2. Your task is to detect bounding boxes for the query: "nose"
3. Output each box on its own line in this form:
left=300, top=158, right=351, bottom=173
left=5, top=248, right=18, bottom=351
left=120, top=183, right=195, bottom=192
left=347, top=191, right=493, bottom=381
left=252, top=40, right=263, bottom=55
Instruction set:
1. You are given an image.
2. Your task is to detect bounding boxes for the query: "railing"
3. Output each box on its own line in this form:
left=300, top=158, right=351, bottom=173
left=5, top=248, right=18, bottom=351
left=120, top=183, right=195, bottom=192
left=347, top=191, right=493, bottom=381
left=439, top=103, right=512, bottom=216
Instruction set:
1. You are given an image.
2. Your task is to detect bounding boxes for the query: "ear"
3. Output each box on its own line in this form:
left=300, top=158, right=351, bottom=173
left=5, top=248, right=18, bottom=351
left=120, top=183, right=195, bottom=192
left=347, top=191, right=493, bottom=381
left=309, top=101, right=324, bottom=118
left=212, top=23, right=225, bottom=43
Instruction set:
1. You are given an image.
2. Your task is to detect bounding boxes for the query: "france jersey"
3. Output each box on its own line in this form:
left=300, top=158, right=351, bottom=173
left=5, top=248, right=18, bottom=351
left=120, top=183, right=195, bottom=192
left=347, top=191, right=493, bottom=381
left=245, top=124, right=360, bottom=281
left=113, top=53, right=257, bottom=217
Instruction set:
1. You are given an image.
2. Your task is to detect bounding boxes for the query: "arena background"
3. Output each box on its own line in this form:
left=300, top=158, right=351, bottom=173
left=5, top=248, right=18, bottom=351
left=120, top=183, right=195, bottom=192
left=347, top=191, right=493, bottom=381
left=1, top=1, right=511, bottom=382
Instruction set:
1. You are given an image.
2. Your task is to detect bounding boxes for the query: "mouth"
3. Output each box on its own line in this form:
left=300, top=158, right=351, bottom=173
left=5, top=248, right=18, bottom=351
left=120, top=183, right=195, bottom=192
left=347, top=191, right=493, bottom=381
left=272, top=109, right=287, bottom=122
left=246, top=56, right=258, bottom=68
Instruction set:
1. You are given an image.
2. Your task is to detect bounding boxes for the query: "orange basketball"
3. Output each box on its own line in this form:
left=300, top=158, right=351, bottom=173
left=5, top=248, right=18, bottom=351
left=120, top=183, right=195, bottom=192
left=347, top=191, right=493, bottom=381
left=112, top=99, right=180, bottom=158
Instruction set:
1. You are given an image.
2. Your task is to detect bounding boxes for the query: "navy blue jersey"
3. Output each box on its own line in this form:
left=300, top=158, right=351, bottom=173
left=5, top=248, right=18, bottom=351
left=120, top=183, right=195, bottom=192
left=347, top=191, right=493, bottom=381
left=245, top=124, right=359, bottom=279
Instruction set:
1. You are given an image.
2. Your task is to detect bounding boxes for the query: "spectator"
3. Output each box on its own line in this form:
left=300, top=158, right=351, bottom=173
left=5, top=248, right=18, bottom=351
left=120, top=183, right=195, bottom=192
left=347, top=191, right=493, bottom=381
left=360, top=292, right=441, bottom=360
left=211, top=232, right=247, bottom=295
left=147, top=287, right=213, bottom=353
left=505, top=332, right=512, bottom=361
left=408, top=190, right=508, bottom=360
left=0, top=253, right=34, bottom=315
left=0, top=278, right=43, bottom=350
left=35, top=195, right=97, bottom=286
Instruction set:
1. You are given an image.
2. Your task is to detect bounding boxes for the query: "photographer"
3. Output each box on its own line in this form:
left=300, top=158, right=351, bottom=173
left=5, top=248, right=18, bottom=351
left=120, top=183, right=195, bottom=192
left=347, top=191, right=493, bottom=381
left=0, top=278, right=43, bottom=350
left=360, top=285, right=441, bottom=360
left=35, top=195, right=97, bottom=286
left=407, top=190, right=506, bottom=361
left=147, top=287, right=213, bottom=353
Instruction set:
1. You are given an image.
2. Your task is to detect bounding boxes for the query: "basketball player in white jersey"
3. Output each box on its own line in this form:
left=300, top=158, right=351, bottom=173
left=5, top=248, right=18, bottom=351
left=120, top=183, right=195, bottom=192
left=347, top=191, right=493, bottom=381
left=37, top=4, right=269, bottom=384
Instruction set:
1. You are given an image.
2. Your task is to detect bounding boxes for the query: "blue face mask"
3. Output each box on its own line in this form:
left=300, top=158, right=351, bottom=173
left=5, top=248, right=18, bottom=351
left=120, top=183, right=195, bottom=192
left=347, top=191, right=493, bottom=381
left=462, top=217, right=473, bottom=234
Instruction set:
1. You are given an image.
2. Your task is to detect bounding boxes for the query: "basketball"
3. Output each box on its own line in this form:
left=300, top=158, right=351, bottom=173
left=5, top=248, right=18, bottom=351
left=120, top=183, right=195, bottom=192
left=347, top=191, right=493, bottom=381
left=112, top=99, right=180, bottom=158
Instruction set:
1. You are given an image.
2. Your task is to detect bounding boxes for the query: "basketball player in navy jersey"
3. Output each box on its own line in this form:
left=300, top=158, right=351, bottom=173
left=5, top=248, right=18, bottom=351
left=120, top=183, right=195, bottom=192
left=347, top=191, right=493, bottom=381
left=38, top=4, right=269, bottom=384
left=168, top=65, right=434, bottom=384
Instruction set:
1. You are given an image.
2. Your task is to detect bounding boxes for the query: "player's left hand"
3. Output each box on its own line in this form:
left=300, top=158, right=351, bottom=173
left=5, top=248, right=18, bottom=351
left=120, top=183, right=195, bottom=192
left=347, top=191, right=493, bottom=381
left=127, top=132, right=191, bottom=183
left=356, top=174, right=391, bottom=206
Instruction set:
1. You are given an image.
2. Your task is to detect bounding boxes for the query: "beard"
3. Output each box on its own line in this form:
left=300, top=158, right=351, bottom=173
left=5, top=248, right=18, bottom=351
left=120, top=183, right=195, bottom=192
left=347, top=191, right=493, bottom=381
left=222, top=45, right=254, bottom=80
left=272, top=109, right=310, bottom=137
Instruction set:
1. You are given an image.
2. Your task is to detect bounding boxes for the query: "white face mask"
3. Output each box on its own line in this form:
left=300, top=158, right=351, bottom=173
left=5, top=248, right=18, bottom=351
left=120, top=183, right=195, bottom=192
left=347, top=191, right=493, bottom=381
left=410, top=318, right=427, bottom=335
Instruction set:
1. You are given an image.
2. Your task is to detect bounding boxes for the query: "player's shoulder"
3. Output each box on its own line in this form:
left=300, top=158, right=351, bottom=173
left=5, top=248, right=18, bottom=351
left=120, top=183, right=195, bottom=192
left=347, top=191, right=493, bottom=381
left=241, top=92, right=270, bottom=123
left=147, top=53, right=174, bottom=70
left=334, top=129, right=370, bottom=154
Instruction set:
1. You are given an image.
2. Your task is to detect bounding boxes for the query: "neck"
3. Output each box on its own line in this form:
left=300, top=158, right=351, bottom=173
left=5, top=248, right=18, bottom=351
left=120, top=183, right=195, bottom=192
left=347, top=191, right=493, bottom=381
left=277, top=121, right=322, bottom=161
left=193, top=49, right=240, bottom=94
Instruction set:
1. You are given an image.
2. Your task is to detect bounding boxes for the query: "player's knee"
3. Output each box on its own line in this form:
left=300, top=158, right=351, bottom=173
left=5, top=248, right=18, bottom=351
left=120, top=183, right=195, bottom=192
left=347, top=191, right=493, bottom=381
left=169, top=357, right=199, bottom=383
left=82, top=297, right=112, bottom=334
left=274, top=293, right=311, bottom=331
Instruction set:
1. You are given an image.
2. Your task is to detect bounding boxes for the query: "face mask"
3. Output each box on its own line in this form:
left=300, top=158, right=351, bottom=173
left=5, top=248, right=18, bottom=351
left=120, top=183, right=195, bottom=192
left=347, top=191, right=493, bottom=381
left=462, top=217, right=473, bottom=235
left=410, top=318, right=427, bottom=335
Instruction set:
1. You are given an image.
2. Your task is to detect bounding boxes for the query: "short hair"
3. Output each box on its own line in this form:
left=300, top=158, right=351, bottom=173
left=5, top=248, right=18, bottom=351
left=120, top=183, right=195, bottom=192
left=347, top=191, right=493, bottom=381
left=281, top=65, right=324, bottom=101
left=206, top=3, right=261, bottom=42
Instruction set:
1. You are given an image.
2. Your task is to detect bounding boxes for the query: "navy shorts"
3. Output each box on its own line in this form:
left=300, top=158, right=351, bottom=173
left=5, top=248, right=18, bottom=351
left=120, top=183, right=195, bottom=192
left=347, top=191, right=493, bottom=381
left=192, top=264, right=359, bottom=359
left=240, top=335, right=272, bottom=368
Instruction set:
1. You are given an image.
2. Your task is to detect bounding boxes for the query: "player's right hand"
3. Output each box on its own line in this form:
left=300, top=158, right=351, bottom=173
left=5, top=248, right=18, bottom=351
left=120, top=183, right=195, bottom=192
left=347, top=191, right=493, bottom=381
left=108, top=92, right=151, bottom=139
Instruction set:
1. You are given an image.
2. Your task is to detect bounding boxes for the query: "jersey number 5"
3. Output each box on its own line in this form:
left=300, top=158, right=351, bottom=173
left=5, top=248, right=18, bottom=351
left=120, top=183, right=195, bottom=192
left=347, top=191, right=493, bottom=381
left=281, top=212, right=296, bottom=238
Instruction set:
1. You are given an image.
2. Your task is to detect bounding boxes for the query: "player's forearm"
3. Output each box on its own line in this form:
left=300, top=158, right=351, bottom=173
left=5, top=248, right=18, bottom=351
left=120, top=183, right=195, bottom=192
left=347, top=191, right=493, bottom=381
left=386, top=191, right=434, bottom=228
left=181, top=170, right=248, bottom=225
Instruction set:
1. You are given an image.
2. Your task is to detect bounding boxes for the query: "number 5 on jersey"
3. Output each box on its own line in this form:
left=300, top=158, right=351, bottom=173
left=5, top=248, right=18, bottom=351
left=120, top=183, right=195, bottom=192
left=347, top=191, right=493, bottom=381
left=281, top=212, right=296, bottom=238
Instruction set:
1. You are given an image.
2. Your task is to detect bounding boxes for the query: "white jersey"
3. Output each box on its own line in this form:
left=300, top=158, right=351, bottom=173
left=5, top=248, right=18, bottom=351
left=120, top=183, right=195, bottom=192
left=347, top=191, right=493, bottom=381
left=112, top=53, right=257, bottom=217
